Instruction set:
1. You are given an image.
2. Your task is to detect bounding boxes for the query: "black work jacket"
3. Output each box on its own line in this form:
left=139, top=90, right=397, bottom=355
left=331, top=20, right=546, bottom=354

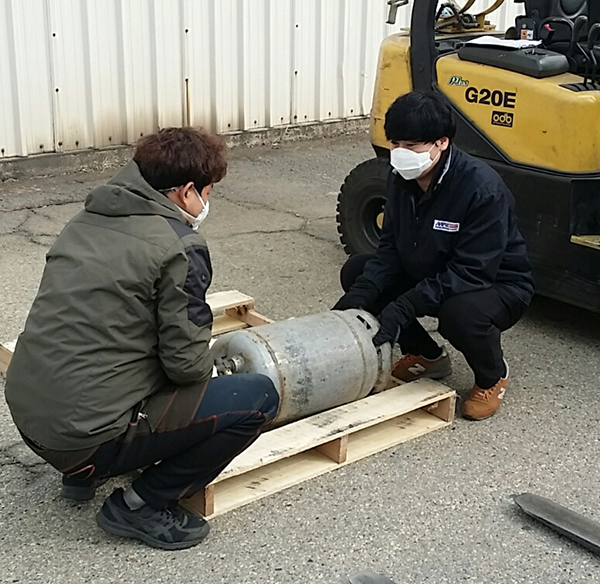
left=362, top=146, right=534, bottom=316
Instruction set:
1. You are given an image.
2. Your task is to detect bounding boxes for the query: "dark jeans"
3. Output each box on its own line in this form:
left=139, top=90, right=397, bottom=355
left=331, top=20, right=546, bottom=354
left=342, top=254, right=528, bottom=389
left=64, top=374, right=279, bottom=509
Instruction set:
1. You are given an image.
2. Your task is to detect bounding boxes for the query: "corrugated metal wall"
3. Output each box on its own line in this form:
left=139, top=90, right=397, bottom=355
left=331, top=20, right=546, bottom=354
left=0, top=0, right=522, bottom=159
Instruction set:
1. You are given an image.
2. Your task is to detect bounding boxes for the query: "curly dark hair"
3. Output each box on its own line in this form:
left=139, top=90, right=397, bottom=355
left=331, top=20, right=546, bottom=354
left=133, top=127, right=227, bottom=192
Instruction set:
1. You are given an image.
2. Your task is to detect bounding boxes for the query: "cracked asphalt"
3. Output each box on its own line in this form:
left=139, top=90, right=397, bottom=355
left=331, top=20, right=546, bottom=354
left=1, top=135, right=600, bottom=584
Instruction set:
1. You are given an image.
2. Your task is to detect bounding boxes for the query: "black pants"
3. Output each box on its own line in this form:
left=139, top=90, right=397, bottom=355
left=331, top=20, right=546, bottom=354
left=64, top=374, right=279, bottom=509
left=342, top=254, right=528, bottom=389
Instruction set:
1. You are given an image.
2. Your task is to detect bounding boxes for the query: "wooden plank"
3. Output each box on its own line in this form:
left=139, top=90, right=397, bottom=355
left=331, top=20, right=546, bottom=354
left=345, top=409, right=448, bottom=463
left=209, top=450, right=336, bottom=517
left=181, top=485, right=214, bottom=517
left=316, top=435, right=348, bottom=463
left=0, top=340, right=16, bottom=376
left=206, top=290, right=255, bottom=313
left=426, top=394, right=456, bottom=423
left=211, top=379, right=454, bottom=484
left=203, top=408, right=449, bottom=518
left=225, top=307, right=273, bottom=327
left=571, top=235, right=600, bottom=251
left=212, top=314, right=249, bottom=336
left=201, top=485, right=215, bottom=517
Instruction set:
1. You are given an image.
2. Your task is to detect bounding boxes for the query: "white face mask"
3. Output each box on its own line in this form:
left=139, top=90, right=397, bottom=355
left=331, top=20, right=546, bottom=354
left=390, top=143, right=440, bottom=180
left=179, top=188, right=210, bottom=231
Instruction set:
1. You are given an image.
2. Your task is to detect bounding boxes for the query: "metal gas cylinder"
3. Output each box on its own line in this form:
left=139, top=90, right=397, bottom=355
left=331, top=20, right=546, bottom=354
left=212, top=309, right=392, bottom=425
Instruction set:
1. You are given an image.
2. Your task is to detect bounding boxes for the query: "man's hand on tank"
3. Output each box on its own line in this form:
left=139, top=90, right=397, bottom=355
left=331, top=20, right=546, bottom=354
left=372, top=296, right=416, bottom=346
left=372, top=304, right=402, bottom=346
left=332, top=276, right=379, bottom=312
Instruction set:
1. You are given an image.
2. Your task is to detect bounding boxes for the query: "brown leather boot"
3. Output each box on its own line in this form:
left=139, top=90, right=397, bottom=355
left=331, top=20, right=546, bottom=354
left=391, top=347, right=452, bottom=382
left=462, top=374, right=509, bottom=421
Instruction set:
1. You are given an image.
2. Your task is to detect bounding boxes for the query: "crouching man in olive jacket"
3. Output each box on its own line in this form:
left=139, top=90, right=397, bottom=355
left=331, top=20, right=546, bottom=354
left=5, top=127, right=279, bottom=550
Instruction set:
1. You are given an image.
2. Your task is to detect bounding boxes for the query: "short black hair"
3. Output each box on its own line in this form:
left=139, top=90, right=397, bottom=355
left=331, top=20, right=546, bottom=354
left=384, top=91, right=456, bottom=143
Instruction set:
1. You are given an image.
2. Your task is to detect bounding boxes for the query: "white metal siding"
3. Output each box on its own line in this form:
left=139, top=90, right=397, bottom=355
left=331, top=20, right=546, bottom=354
left=0, top=0, right=522, bottom=158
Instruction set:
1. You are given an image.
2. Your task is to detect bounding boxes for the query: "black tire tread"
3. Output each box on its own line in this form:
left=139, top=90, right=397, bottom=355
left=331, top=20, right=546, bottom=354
left=336, top=156, right=390, bottom=256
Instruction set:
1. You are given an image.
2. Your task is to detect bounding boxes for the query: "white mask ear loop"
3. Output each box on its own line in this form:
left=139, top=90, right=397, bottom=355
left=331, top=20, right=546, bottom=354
left=179, top=188, right=210, bottom=231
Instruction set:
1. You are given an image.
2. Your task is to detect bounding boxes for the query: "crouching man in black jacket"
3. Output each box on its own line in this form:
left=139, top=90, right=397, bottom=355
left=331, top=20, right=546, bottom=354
left=333, top=91, right=534, bottom=420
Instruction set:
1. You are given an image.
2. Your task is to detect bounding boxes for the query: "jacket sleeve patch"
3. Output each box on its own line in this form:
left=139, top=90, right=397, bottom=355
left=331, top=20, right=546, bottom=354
left=184, top=245, right=213, bottom=327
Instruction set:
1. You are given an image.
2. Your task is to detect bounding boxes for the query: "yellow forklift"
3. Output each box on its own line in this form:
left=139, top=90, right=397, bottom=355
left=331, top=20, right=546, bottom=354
left=337, top=0, right=600, bottom=312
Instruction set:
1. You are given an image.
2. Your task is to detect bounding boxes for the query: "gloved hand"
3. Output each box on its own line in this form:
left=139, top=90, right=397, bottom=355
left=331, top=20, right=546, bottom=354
left=332, top=276, right=380, bottom=313
left=372, top=295, right=417, bottom=347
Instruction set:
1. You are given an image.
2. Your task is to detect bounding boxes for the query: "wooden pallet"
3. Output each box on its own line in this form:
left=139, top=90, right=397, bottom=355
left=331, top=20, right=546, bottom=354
left=182, top=378, right=455, bottom=518
left=1, top=289, right=456, bottom=519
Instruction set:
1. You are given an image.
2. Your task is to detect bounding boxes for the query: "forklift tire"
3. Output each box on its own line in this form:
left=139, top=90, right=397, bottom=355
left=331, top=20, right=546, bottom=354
left=336, top=156, right=389, bottom=256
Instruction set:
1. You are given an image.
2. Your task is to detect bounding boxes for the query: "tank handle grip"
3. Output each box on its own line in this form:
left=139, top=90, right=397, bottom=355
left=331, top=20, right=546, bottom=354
left=355, top=314, right=373, bottom=330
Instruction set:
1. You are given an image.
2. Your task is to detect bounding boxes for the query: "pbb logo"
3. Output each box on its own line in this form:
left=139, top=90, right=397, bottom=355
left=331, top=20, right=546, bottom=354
left=433, top=219, right=460, bottom=233
left=448, top=76, right=469, bottom=86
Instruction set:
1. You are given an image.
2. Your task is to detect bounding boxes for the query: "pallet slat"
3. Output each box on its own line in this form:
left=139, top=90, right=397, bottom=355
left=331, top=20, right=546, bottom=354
left=204, top=450, right=334, bottom=517
left=345, top=408, right=447, bottom=463
left=212, top=309, right=272, bottom=336
left=212, top=314, right=249, bottom=336
left=225, top=307, right=273, bottom=327
left=0, top=340, right=16, bottom=376
left=206, top=290, right=254, bottom=313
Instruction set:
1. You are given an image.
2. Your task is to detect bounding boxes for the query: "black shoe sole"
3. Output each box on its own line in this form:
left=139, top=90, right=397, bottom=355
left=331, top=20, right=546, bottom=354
left=96, top=510, right=210, bottom=550
left=61, top=484, right=97, bottom=501
left=61, top=478, right=109, bottom=501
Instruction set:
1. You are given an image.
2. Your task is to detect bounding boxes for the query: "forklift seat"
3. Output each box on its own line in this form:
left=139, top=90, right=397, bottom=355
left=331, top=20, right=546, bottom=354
left=519, top=0, right=600, bottom=38
left=522, top=0, right=587, bottom=48
left=516, top=0, right=600, bottom=69
left=523, top=0, right=588, bottom=22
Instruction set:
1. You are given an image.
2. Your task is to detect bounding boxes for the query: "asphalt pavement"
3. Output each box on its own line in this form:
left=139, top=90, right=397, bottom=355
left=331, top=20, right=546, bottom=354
left=1, top=134, right=600, bottom=583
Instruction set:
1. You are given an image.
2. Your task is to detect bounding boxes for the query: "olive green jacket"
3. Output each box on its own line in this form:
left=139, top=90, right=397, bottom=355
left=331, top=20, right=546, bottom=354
left=5, top=161, right=214, bottom=450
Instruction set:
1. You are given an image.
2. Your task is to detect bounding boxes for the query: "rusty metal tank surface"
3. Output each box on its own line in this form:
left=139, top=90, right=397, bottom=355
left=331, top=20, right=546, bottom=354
left=212, top=309, right=392, bottom=425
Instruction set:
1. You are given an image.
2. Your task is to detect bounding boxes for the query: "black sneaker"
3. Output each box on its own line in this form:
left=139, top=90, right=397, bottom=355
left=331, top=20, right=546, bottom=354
left=61, top=474, right=108, bottom=501
left=96, top=488, right=210, bottom=550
